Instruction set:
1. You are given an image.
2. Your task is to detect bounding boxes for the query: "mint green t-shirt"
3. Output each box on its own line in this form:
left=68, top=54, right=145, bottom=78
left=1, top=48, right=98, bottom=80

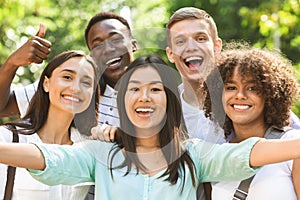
left=29, top=137, right=260, bottom=200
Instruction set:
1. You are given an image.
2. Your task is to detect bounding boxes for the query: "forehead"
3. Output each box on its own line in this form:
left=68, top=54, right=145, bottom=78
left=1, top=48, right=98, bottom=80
left=88, top=19, right=129, bottom=39
left=53, top=57, right=94, bottom=77
left=169, top=19, right=212, bottom=38
left=129, top=67, right=162, bottom=83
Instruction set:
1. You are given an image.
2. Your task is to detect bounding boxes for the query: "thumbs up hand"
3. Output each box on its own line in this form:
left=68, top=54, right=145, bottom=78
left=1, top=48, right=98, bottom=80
left=6, top=24, right=52, bottom=68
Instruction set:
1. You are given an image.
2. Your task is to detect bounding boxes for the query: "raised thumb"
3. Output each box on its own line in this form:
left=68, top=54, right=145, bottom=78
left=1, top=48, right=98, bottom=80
left=36, top=24, right=46, bottom=38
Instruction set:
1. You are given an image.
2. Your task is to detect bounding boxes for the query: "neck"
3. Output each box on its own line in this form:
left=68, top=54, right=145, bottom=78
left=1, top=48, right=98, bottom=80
left=135, top=131, right=160, bottom=152
left=135, top=132, right=167, bottom=176
left=182, top=79, right=206, bottom=109
left=231, top=122, right=269, bottom=143
left=38, top=108, right=74, bottom=145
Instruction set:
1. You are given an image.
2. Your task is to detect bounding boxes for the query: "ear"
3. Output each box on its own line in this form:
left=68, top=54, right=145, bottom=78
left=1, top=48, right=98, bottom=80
left=43, top=76, right=50, bottom=93
left=214, top=37, right=222, bottom=54
left=131, top=39, right=138, bottom=52
left=166, top=47, right=175, bottom=63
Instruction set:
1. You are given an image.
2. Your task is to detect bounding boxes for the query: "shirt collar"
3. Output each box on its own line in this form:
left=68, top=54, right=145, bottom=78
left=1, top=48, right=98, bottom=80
left=104, top=84, right=118, bottom=97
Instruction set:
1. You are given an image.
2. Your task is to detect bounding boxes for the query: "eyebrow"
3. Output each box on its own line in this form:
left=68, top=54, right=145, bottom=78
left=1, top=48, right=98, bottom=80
left=128, top=80, right=163, bottom=85
left=226, top=79, right=256, bottom=84
left=91, top=32, right=121, bottom=44
left=60, top=69, right=93, bottom=80
left=173, top=31, right=208, bottom=39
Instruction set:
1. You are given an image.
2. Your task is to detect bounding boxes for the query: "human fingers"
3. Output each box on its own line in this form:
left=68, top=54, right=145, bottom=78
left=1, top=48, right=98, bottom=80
left=32, top=36, right=52, bottom=49
left=101, top=124, right=113, bottom=142
left=25, top=39, right=51, bottom=64
left=31, top=41, right=51, bottom=62
left=90, top=124, right=105, bottom=141
left=109, top=126, right=117, bottom=142
left=36, top=24, right=46, bottom=38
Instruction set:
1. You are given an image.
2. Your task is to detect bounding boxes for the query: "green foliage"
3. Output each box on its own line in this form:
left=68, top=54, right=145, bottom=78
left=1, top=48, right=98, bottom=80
left=1, top=0, right=300, bottom=119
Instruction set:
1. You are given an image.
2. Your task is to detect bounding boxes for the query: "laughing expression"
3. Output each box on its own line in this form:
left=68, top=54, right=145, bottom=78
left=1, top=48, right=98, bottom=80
left=125, top=67, right=167, bottom=136
left=43, top=57, right=95, bottom=116
left=166, top=19, right=221, bottom=83
left=222, top=67, right=265, bottom=127
left=88, top=19, right=137, bottom=87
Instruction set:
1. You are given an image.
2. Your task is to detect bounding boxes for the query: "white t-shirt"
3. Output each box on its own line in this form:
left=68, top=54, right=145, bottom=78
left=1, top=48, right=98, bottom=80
left=14, top=81, right=39, bottom=117
left=211, top=129, right=300, bottom=200
left=0, top=127, right=91, bottom=200
left=180, top=90, right=226, bottom=144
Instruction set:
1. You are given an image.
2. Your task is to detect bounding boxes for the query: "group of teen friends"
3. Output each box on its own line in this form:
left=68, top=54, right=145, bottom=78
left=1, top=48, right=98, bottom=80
left=0, top=6, right=299, bottom=200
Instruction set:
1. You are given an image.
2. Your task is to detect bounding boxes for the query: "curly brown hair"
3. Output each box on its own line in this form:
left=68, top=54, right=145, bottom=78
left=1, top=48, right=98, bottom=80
left=204, top=46, right=299, bottom=138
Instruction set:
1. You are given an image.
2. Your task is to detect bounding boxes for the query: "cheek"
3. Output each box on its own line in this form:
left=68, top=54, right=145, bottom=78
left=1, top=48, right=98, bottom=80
left=221, top=92, right=227, bottom=105
left=257, top=98, right=265, bottom=112
left=124, top=93, right=134, bottom=113
left=156, top=95, right=167, bottom=112
left=84, top=89, right=94, bottom=104
left=172, top=48, right=183, bottom=57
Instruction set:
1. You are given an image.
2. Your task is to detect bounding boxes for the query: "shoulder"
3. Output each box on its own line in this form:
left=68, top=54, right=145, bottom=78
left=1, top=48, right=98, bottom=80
left=0, top=126, right=13, bottom=142
left=280, top=128, right=300, bottom=139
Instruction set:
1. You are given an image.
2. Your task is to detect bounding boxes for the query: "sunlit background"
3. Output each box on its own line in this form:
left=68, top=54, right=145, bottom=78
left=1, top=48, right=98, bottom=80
left=1, top=0, right=300, bottom=123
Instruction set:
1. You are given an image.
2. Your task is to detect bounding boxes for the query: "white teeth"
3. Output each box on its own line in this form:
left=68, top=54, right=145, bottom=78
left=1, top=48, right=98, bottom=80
left=136, top=108, right=154, bottom=113
left=64, top=96, right=80, bottom=102
left=233, top=105, right=249, bottom=110
left=106, top=57, right=121, bottom=65
left=185, top=56, right=203, bottom=62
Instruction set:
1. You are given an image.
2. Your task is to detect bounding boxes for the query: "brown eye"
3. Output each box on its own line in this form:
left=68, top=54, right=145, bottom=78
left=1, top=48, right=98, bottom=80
left=63, top=75, right=72, bottom=80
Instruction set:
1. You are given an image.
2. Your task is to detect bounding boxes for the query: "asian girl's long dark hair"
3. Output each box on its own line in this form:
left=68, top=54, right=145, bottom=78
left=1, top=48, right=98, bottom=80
left=109, top=55, right=196, bottom=191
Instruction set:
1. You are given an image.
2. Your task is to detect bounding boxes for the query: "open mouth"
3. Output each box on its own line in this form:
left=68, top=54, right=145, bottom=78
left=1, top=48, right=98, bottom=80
left=135, top=107, right=154, bottom=114
left=231, top=104, right=251, bottom=110
left=62, top=95, right=80, bottom=103
left=184, top=56, right=203, bottom=70
left=106, top=57, right=122, bottom=68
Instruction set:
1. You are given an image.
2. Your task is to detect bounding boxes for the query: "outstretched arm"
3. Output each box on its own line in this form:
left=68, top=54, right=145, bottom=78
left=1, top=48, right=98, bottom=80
left=292, top=159, right=300, bottom=199
left=0, top=24, right=51, bottom=116
left=250, top=138, right=300, bottom=167
left=0, top=143, right=45, bottom=170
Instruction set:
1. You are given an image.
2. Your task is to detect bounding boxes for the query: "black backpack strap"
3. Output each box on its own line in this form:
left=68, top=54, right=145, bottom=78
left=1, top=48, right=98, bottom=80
left=232, top=126, right=290, bottom=200
left=232, top=175, right=255, bottom=200
left=4, top=126, right=19, bottom=200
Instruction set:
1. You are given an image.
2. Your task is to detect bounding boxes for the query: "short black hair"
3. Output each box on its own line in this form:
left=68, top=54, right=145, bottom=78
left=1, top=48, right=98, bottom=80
left=85, top=12, right=132, bottom=48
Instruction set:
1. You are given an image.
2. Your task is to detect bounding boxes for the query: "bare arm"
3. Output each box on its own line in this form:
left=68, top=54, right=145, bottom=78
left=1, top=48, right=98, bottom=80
left=0, top=143, right=45, bottom=170
left=292, top=159, right=300, bottom=198
left=250, top=138, right=300, bottom=167
left=0, top=24, right=51, bottom=114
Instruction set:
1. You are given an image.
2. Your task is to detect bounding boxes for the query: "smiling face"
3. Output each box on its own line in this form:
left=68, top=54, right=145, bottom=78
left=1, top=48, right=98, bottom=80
left=124, top=67, right=167, bottom=135
left=222, top=67, right=265, bottom=127
left=88, top=19, right=137, bottom=87
left=166, top=19, right=221, bottom=83
left=43, top=57, right=95, bottom=115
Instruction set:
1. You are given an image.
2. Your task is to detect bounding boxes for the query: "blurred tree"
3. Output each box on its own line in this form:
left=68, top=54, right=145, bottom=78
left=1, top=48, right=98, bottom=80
left=0, top=0, right=300, bottom=122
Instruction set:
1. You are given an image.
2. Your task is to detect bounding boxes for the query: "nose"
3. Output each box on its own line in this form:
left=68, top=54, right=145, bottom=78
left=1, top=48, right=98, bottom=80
left=103, top=39, right=115, bottom=53
left=70, top=80, right=81, bottom=92
left=235, top=88, right=247, bottom=99
left=138, top=88, right=151, bottom=102
left=186, top=37, right=198, bottom=52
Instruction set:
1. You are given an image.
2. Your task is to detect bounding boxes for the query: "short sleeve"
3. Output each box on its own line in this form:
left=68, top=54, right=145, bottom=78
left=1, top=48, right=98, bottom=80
left=185, top=137, right=261, bottom=183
